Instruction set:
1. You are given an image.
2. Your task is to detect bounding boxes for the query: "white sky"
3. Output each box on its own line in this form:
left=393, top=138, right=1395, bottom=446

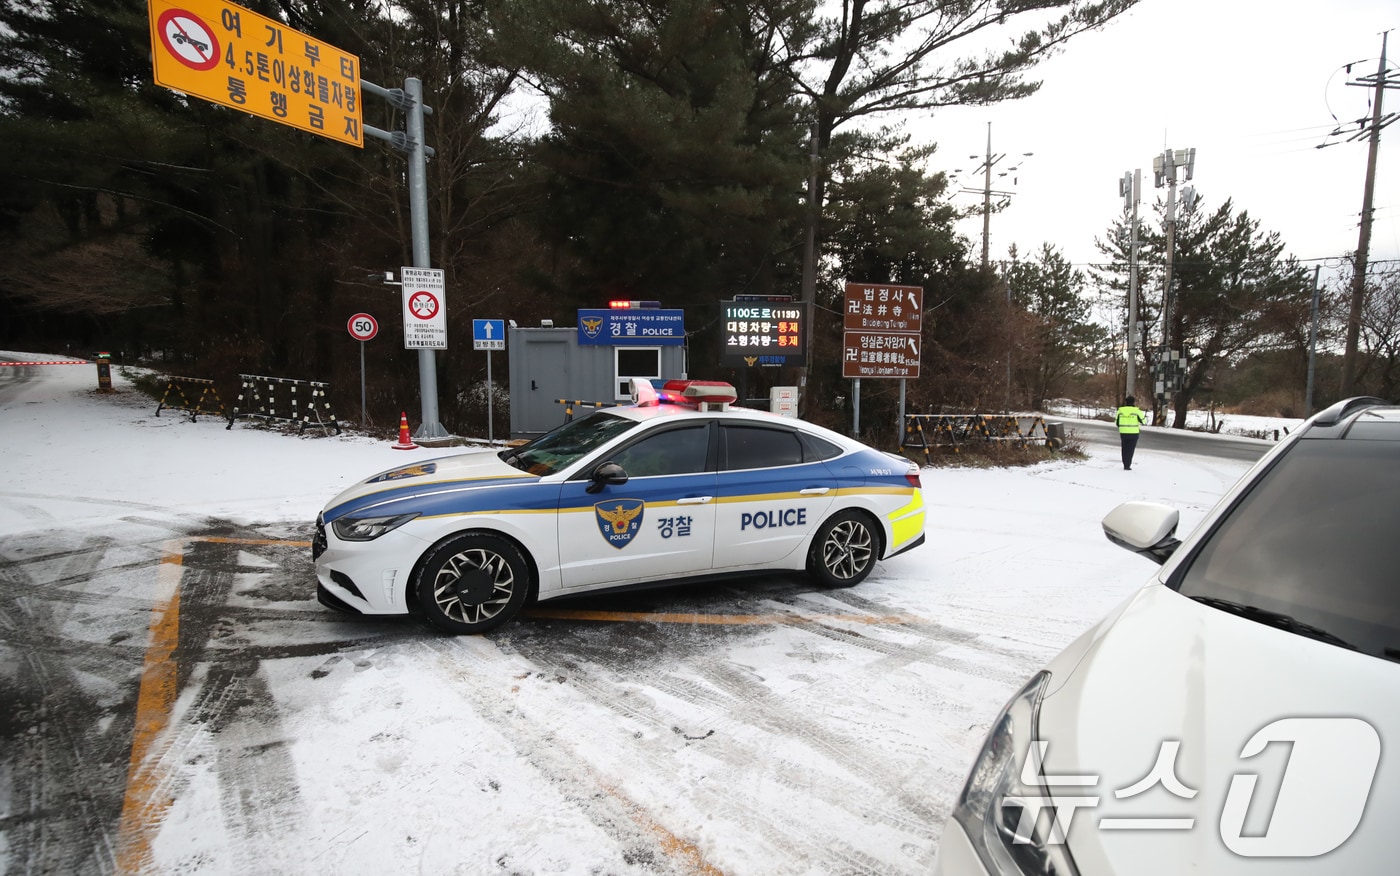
left=927, top=0, right=1398, bottom=278
left=1, top=354, right=1307, bottom=873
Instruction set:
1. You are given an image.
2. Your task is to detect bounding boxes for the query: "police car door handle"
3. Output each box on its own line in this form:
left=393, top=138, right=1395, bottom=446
left=677, top=496, right=712, bottom=505
left=800, top=487, right=830, bottom=495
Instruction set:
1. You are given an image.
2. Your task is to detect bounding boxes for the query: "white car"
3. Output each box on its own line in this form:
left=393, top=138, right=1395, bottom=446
left=937, top=396, right=1400, bottom=875
left=314, top=379, right=926, bottom=634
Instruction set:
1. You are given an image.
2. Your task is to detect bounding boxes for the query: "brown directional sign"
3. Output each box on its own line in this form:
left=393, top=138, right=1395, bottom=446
left=843, top=331, right=921, bottom=379
left=843, top=282, right=923, bottom=333
left=842, top=282, right=923, bottom=378
left=148, top=0, right=363, bottom=147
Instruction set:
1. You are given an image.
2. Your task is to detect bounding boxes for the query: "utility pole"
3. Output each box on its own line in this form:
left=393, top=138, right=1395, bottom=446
left=1340, top=31, right=1396, bottom=397
left=960, top=123, right=1030, bottom=411
left=981, top=124, right=994, bottom=270
left=961, top=123, right=1032, bottom=270
left=1307, top=265, right=1322, bottom=416
left=798, top=114, right=821, bottom=413
left=1152, top=146, right=1195, bottom=424
left=1119, top=169, right=1142, bottom=400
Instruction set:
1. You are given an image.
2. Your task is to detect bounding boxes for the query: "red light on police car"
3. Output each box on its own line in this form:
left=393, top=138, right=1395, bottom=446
left=662, top=379, right=738, bottom=407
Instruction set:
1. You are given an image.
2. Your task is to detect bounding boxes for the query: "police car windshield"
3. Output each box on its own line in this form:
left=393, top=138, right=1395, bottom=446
left=499, top=411, right=636, bottom=477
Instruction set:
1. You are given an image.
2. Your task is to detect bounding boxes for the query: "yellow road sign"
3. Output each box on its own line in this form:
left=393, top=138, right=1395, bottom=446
left=148, top=0, right=363, bottom=147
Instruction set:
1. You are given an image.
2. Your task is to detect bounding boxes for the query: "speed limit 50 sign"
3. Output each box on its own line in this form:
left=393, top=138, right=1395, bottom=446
left=347, top=312, right=378, bottom=341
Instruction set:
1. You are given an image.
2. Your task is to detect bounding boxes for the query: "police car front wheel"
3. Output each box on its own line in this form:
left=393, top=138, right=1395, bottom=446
left=808, top=510, right=880, bottom=588
left=414, top=533, right=531, bottom=635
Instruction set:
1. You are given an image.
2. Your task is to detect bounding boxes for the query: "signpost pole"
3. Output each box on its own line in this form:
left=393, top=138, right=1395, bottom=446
left=853, top=378, right=861, bottom=437
left=347, top=313, right=378, bottom=426
left=405, top=77, right=448, bottom=441
left=898, top=379, right=905, bottom=437
left=472, top=319, right=506, bottom=445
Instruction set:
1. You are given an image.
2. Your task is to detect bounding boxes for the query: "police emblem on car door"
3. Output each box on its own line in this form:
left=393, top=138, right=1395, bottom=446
left=595, top=498, right=644, bottom=548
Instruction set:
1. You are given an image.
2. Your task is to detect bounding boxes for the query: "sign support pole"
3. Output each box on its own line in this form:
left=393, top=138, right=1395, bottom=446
left=403, top=78, right=448, bottom=440
left=853, top=378, right=861, bottom=437
left=346, top=313, right=378, bottom=425
left=486, top=350, right=494, bottom=446
left=898, top=379, right=905, bottom=436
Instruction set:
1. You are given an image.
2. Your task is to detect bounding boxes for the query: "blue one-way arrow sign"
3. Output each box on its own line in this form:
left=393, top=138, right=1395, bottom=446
left=473, top=318, right=505, bottom=350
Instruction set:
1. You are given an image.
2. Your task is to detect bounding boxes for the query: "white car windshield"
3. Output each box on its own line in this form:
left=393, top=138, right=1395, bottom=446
left=1174, top=438, right=1400, bottom=661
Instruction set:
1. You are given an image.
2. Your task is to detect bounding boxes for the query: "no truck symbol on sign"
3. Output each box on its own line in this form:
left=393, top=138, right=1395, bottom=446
left=156, top=9, right=220, bottom=71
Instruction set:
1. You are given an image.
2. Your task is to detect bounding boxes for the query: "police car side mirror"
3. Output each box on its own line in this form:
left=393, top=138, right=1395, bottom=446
left=586, top=462, right=628, bottom=494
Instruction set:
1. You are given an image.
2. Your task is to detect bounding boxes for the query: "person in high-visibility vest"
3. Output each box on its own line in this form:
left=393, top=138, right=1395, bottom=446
left=1116, top=395, right=1147, bottom=470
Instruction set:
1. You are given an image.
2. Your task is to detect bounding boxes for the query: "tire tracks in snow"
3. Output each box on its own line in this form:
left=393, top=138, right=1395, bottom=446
left=409, top=635, right=718, bottom=876
left=485, top=586, right=1005, bottom=875
left=0, top=533, right=135, bottom=875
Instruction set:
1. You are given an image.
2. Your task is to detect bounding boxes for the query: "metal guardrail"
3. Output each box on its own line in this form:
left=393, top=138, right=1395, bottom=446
left=900, top=413, right=1058, bottom=462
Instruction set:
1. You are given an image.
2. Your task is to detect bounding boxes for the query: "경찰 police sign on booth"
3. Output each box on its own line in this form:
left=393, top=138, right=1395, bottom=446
left=576, top=309, right=685, bottom=346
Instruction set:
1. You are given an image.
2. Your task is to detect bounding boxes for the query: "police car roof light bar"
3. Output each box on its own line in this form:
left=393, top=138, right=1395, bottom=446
left=662, top=379, right=737, bottom=411
left=630, top=377, right=660, bottom=406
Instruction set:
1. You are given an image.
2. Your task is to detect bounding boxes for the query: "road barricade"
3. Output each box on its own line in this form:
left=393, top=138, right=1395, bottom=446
left=901, top=413, right=1054, bottom=463
left=155, top=376, right=228, bottom=422
left=228, top=374, right=340, bottom=434
left=555, top=398, right=618, bottom=423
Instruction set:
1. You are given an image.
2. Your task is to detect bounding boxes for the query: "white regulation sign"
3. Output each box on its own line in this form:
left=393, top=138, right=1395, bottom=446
left=400, top=266, right=447, bottom=349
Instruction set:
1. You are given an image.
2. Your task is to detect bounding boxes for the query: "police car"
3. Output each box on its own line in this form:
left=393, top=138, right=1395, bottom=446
left=314, top=379, right=926, bottom=634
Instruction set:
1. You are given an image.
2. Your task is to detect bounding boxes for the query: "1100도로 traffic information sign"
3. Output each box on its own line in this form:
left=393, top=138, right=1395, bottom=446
left=148, top=0, right=363, bottom=147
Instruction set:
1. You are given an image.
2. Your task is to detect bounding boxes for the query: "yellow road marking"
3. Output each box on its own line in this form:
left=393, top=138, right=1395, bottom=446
left=603, top=780, right=728, bottom=876
left=115, top=540, right=184, bottom=874
left=525, top=608, right=915, bottom=626
left=200, top=536, right=311, bottom=547
left=115, top=536, right=308, bottom=874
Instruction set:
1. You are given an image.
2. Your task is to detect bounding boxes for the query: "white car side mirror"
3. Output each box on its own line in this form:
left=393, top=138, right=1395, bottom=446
left=1103, top=500, right=1182, bottom=565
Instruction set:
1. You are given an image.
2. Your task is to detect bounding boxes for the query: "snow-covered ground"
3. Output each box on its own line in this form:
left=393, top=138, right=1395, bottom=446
left=1045, top=400, right=1304, bottom=440
left=0, top=353, right=1289, bottom=874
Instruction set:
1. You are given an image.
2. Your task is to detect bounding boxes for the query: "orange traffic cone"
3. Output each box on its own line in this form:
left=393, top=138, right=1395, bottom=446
left=391, top=411, right=419, bottom=450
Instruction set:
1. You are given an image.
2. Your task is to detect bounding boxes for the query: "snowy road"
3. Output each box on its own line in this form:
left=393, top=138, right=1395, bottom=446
left=0, top=357, right=1264, bottom=875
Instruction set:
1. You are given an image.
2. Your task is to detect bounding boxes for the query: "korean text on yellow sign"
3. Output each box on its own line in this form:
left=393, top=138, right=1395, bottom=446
left=148, top=0, right=363, bottom=147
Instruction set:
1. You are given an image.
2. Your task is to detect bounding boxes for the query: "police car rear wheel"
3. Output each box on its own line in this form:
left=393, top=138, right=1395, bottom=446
left=415, top=534, right=530, bottom=635
left=808, top=510, right=879, bottom=588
